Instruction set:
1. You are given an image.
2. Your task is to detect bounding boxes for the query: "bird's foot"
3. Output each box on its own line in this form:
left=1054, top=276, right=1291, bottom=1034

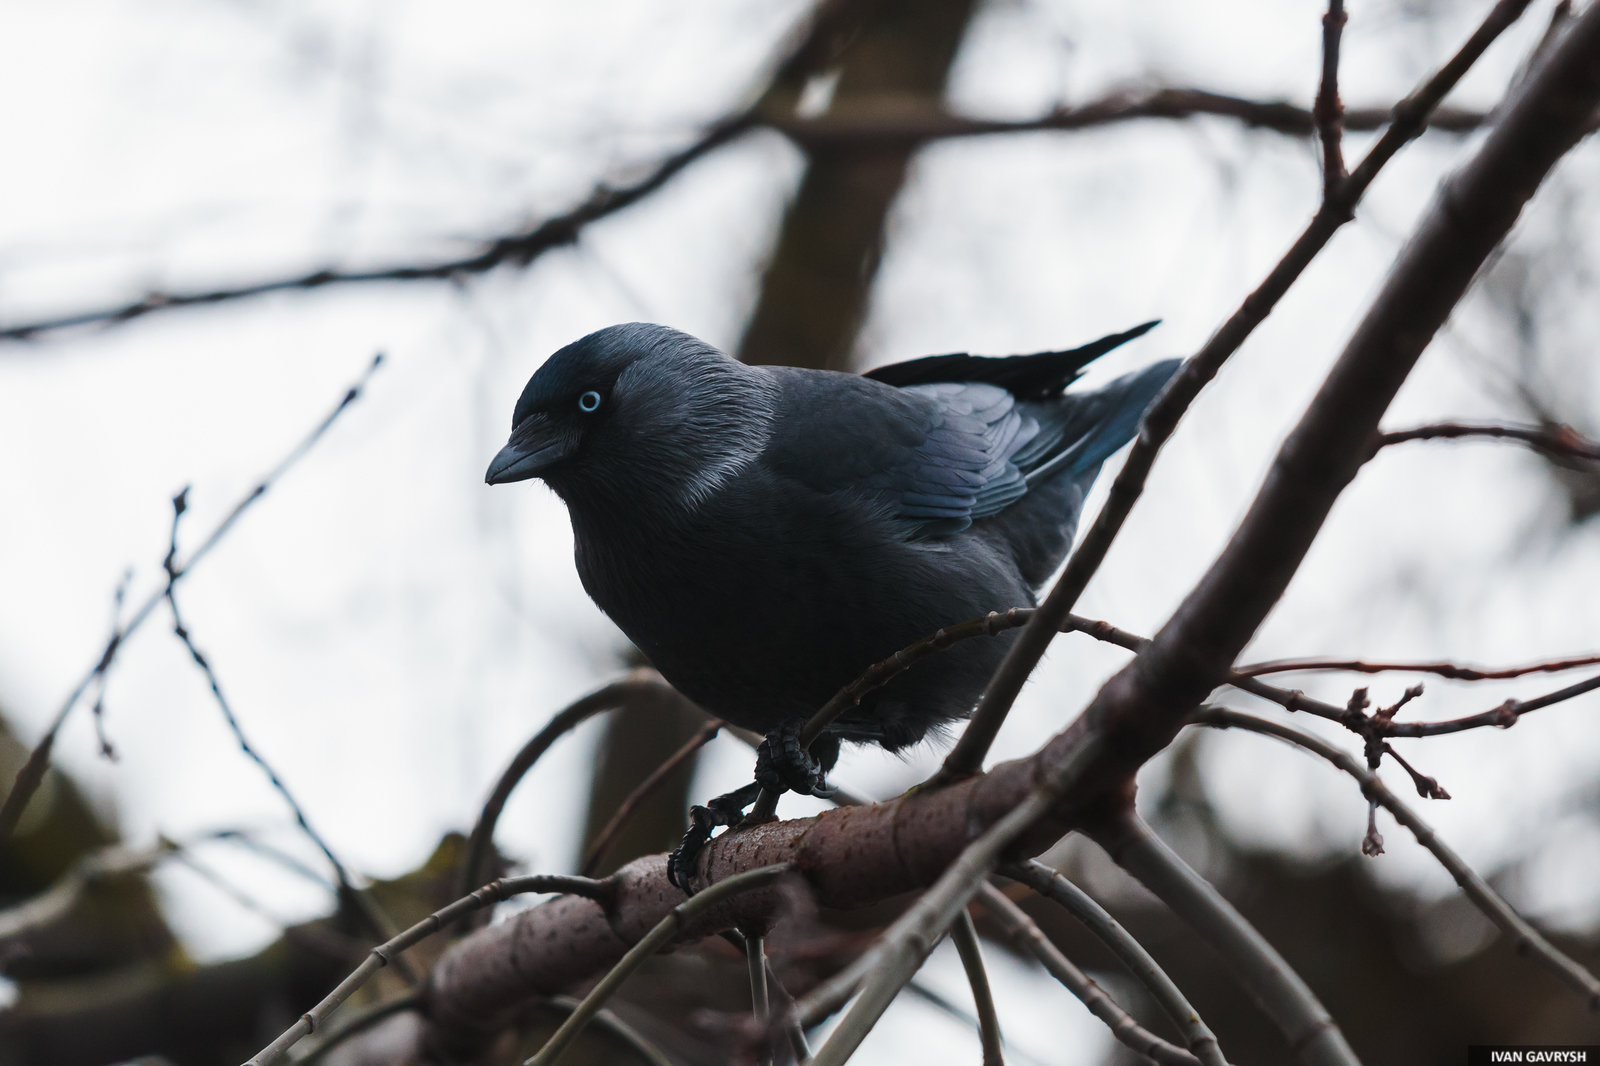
left=667, top=780, right=762, bottom=891
left=753, top=717, right=840, bottom=798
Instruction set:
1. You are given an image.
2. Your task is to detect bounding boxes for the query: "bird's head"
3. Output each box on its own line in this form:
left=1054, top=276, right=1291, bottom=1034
left=485, top=323, right=774, bottom=513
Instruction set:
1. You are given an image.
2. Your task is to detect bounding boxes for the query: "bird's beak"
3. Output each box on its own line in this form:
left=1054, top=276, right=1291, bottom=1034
left=485, top=416, right=575, bottom=485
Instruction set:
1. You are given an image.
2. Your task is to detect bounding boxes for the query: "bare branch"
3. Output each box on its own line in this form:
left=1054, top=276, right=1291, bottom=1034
left=950, top=909, right=1006, bottom=1066
left=1315, top=0, right=1350, bottom=196
left=459, top=671, right=692, bottom=899
left=1193, top=706, right=1600, bottom=1011
left=1092, top=813, right=1355, bottom=1066
left=976, top=883, right=1204, bottom=1066
left=0, top=120, right=758, bottom=342
left=1003, top=861, right=1226, bottom=1066
left=768, top=91, right=1489, bottom=151
left=935, top=0, right=1536, bottom=782
left=1381, top=671, right=1600, bottom=737
left=247, top=873, right=611, bottom=1066
left=582, top=718, right=722, bottom=878
left=0, top=352, right=383, bottom=842
left=1374, top=420, right=1600, bottom=462
left=523, top=864, right=793, bottom=1066
left=1235, top=650, right=1600, bottom=681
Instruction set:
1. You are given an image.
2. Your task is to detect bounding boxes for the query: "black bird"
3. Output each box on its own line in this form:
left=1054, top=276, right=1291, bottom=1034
left=487, top=322, right=1178, bottom=884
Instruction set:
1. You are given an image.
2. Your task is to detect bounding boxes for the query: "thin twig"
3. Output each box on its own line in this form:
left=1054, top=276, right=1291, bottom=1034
left=951, top=909, right=1006, bottom=1066
left=976, top=883, right=1205, bottom=1066
left=1374, top=420, right=1600, bottom=462
left=1003, top=861, right=1226, bottom=1066
left=1193, top=706, right=1600, bottom=1010
left=247, top=873, right=611, bottom=1066
left=747, top=932, right=773, bottom=1066
left=161, top=493, right=344, bottom=896
left=1235, top=651, right=1600, bottom=681
left=769, top=91, right=1488, bottom=151
left=0, top=121, right=758, bottom=341
left=1315, top=0, right=1349, bottom=197
left=1381, top=671, right=1600, bottom=737
left=459, top=671, right=685, bottom=899
left=722, top=929, right=812, bottom=1064
left=934, top=0, right=1535, bottom=782
left=1093, top=812, right=1358, bottom=1066
left=0, top=352, right=383, bottom=842
left=581, top=718, right=722, bottom=877
left=522, top=864, right=793, bottom=1066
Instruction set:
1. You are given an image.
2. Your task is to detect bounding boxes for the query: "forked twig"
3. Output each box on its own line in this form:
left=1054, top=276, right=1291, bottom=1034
left=1193, top=706, right=1600, bottom=1010
left=976, top=883, right=1207, bottom=1066
left=1003, top=861, right=1226, bottom=1066
left=0, top=352, right=383, bottom=842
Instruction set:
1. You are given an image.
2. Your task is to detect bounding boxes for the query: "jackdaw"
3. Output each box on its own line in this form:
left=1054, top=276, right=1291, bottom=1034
left=487, top=322, right=1178, bottom=882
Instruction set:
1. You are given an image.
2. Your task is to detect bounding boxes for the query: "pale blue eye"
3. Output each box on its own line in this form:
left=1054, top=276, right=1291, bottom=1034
left=578, top=390, right=602, bottom=413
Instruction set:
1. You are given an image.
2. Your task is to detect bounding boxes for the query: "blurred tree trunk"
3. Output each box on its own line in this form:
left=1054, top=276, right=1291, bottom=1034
left=739, top=0, right=980, bottom=370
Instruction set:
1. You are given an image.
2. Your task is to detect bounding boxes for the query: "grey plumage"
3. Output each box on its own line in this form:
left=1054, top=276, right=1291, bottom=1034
left=487, top=322, right=1178, bottom=754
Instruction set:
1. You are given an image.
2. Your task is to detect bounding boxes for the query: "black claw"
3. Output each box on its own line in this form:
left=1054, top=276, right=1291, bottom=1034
left=667, top=781, right=763, bottom=892
left=755, top=718, right=839, bottom=797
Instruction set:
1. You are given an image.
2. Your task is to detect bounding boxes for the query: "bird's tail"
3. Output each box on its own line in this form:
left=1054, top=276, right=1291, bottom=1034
left=1019, top=358, right=1183, bottom=486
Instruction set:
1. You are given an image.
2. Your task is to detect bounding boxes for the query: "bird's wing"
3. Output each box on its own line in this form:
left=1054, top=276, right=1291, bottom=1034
left=762, top=357, right=1178, bottom=538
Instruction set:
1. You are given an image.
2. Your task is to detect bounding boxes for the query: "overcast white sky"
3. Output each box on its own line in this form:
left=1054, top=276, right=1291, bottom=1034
left=2, top=1, right=1598, bottom=1061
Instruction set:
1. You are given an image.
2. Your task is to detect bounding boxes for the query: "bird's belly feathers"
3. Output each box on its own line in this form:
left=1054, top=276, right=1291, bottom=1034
left=571, top=488, right=1030, bottom=744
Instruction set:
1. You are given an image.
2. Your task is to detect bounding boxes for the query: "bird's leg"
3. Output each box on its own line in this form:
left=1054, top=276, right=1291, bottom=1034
left=667, top=780, right=762, bottom=891
left=754, top=718, right=840, bottom=799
